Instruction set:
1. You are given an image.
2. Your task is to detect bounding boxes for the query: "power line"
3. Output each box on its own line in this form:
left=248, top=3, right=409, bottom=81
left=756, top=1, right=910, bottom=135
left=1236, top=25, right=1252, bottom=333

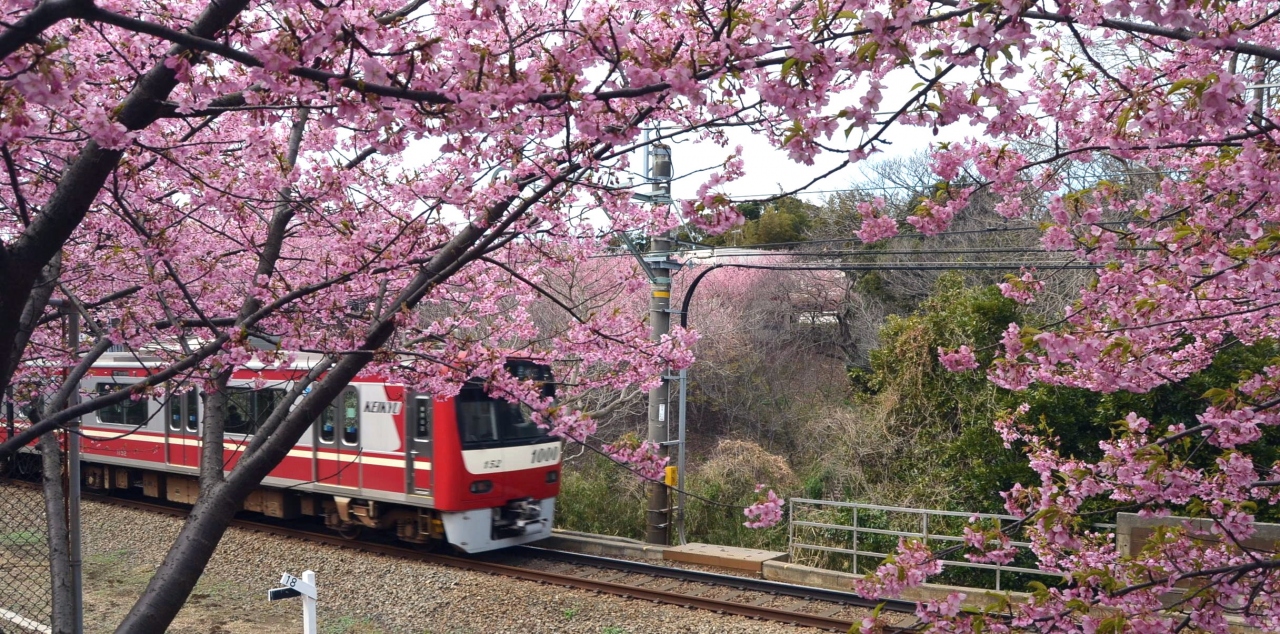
left=676, top=259, right=1095, bottom=329
left=668, top=226, right=1042, bottom=252
left=713, top=261, right=1094, bottom=271
left=716, top=170, right=1183, bottom=201
left=695, top=220, right=1141, bottom=251
left=683, top=246, right=1153, bottom=259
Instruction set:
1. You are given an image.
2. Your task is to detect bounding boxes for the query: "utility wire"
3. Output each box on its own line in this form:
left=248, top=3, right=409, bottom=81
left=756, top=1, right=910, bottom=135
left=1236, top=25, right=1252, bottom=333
left=700, top=220, right=1140, bottom=251
left=715, top=170, right=1182, bottom=200
left=594, top=242, right=1149, bottom=260
left=684, top=246, right=1155, bottom=258
left=709, top=261, right=1095, bottom=271
left=677, top=259, right=1095, bottom=329
left=634, top=226, right=1045, bottom=255
left=590, top=246, right=1136, bottom=260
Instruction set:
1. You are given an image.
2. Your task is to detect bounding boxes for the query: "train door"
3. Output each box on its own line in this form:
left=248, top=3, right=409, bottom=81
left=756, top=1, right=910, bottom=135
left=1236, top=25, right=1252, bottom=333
left=313, top=387, right=361, bottom=489
left=165, top=389, right=200, bottom=468
left=407, top=394, right=433, bottom=494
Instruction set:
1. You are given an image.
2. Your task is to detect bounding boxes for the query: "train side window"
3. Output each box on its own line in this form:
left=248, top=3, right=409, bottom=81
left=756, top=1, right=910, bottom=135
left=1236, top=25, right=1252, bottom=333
left=226, top=387, right=284, bottom=436
left=319, top=400, right=336, bottom=444
left=166, top=387, right=200, bottom=433
left=414, top=396, right=432, bottom=440
left=226, top=389, right=253, bottom=435
left=185, top=390, right=199, bottom=432
left=340, top=389, right=359, bottom=446
left=318, top=388, right=357, bottom=444
left=97, top=383, right=149, bottom=427
left=167, top=394, right=182, bottom=431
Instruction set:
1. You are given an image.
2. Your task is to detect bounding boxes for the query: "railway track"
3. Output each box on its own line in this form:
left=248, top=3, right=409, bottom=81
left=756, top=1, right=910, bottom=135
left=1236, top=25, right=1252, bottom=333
left=500, top=546, right=920, bottom=630
left=8, top=480, right=922, bottom=632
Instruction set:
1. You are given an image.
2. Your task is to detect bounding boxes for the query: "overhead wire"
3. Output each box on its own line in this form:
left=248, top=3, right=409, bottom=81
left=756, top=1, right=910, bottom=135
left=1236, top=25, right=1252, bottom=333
left=713, top=170, right=1183, bottom=201
left=699, top=261, right=1096, bottom=271
left=593, top=243, right=1148, bottom=261
left=697, top=220, right=1143, bottom=251
left=676, top=259, right=1094, bottom=329
left=682, top=246, right=1155, bottom=258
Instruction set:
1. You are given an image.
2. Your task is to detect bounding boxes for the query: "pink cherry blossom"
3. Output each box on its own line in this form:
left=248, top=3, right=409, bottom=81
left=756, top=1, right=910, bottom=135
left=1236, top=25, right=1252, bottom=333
left=938, top=345, right=979, bottom=372
left=743, top=488, right=785, bottom=528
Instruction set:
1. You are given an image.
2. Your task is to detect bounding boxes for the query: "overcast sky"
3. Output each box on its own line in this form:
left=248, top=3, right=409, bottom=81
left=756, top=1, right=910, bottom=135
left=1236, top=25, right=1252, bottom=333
left=660, top=63, right=999, bottom=205
left=664, top=120, right=976, bottom=204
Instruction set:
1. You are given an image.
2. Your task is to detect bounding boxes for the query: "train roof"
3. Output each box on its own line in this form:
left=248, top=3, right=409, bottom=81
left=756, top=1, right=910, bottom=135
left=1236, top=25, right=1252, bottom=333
left=90, top=349, right=331, bottom=371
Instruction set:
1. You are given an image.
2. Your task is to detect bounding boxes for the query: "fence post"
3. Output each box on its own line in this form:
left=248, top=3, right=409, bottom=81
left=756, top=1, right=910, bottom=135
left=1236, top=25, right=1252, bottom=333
left=852, top=506, right=859, bottom=575
left=787, top=498, right=794, bottom=562
left=995, top=517, right=1002, bottom=592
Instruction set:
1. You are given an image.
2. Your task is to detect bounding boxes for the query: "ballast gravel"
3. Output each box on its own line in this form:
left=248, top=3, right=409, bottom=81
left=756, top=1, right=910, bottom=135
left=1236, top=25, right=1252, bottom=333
left=76, top=495, right=818, bottom=634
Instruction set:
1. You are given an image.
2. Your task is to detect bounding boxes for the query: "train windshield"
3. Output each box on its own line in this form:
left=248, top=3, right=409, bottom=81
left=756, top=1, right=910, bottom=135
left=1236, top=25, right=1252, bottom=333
left=456, top=390, right=551, bottom=449
left=456, top=361, right=555, bottom=449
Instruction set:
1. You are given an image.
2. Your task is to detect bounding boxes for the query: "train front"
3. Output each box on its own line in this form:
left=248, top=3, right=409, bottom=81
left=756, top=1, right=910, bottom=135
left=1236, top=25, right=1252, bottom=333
left=432, top=362, right=562, bottom=552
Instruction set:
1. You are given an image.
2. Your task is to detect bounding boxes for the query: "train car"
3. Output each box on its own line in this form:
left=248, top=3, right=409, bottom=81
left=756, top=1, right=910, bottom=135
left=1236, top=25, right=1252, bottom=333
left=58, top=352, right=561, bottom=552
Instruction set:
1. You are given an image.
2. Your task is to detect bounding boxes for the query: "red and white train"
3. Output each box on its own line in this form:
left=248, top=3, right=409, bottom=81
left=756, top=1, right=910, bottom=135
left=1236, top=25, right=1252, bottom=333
left=10, top=352, right=562, bottom=553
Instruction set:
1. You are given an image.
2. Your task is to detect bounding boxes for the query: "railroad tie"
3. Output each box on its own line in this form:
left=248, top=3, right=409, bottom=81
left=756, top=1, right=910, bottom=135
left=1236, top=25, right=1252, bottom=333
left=772, top=599, right=802, bottom=612
left=647, top=580, right=682, bottom=592
left=812, top=604, right=844, bottom=618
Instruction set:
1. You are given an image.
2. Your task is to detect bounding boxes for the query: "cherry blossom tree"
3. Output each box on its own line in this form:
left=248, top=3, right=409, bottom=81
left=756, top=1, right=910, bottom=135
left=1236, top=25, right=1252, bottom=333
left=0, top=0, right=1275, bottom=630
left=842, top=2, right=1280, bottom=632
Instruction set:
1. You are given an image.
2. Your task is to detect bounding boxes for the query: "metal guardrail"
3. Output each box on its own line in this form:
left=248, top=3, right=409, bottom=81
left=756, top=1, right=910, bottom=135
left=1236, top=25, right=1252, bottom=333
left=787, top=498, right=1115, bottom=592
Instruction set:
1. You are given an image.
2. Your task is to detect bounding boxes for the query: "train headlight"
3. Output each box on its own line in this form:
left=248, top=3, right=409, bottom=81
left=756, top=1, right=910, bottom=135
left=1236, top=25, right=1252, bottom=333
left=469, top=480, right=493, bottom=494
left=545, top=470, right=559, bottom=483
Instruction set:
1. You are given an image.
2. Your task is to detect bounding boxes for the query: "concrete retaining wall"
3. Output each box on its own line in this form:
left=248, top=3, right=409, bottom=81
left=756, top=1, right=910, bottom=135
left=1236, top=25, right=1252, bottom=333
left=1116, top=512, right=1280, bottom=556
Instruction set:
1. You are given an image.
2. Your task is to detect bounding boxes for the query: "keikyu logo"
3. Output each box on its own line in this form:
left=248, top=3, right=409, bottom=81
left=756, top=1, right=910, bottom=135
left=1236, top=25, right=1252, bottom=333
left=362, top=401, right=403, bottom=414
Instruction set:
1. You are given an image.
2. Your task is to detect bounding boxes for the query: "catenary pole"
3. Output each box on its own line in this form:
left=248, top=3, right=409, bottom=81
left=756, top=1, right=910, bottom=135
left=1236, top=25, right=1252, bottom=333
left=643, top=140, right=677, bottom=545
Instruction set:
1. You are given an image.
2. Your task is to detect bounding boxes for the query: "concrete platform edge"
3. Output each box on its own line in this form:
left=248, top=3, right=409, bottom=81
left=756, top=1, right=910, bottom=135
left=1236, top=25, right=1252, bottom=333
left=763, top=560, right=1026, bottom=610
left=543, top=530, right=668, bottom=560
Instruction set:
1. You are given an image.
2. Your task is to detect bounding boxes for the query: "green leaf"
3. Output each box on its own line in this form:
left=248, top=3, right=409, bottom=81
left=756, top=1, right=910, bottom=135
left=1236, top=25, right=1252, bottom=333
left=1167, top=78, right=1200, bottom=95
left=1115, top=105, right=1133, bottom=133
left=855, top=42, right=879, bottom=63
left=1097, top=615, right=1126, bottom=634
left=781, top=57, right=798, bottom=78
left=1202, top=387, right=1233, bottom=406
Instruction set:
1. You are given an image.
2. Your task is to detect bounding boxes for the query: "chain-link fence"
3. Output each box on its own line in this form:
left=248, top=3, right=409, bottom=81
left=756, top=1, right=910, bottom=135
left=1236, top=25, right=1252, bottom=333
left=0, top=449, right=53, bottom=634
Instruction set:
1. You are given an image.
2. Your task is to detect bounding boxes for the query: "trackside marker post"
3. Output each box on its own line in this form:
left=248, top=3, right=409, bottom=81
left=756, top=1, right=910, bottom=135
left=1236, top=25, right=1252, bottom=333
left=268, top=570, right=317, bottom=634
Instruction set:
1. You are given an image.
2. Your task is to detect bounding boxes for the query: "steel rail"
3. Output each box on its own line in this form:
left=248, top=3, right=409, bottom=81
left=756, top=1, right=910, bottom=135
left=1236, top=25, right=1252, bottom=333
left=34, top=486, right=919, bottom=632
left=512, top=545, right=920, bottom=614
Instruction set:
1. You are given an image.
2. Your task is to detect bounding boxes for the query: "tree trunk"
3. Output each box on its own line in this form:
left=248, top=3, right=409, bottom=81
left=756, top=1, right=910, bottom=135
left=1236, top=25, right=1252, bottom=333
left=110, top=480, right=244, bottom=633
left=39, top=431, right=74, bottom=634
